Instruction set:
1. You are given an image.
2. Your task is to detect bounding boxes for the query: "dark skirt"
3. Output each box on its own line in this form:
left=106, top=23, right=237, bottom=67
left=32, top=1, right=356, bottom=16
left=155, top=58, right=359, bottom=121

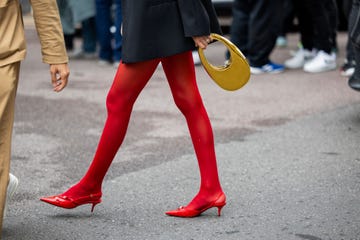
left=121, top=0, right=221, bottom=63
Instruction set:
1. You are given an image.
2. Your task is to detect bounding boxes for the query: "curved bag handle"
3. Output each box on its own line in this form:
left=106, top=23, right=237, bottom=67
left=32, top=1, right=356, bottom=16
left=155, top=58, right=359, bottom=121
left=198, top=33, right=250, bottom=91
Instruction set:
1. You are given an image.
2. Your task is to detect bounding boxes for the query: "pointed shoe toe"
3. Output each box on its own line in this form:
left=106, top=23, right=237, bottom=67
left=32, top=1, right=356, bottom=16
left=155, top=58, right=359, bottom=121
left=166, top=192, right=226, bottom=218
left=40, top=195, right=78, bottom=209
left=40, top=192, right=102, bottom=212
left=165, top=206, right=201, bottom=218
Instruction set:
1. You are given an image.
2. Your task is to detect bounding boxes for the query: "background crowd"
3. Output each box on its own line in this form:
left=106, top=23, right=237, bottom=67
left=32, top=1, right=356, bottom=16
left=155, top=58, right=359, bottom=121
left=226, top=0, right=360, bottom=91
left=18, top=0, right=360, bottom=89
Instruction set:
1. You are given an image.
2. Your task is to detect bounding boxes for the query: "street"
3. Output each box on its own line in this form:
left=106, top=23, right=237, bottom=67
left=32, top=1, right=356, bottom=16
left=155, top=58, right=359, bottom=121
left=2, top=19, right=360, bottom=240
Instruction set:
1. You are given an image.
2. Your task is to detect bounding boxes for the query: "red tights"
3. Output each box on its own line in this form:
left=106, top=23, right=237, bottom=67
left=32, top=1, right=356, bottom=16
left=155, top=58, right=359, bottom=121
left=64, top=51, right=223, bottom=210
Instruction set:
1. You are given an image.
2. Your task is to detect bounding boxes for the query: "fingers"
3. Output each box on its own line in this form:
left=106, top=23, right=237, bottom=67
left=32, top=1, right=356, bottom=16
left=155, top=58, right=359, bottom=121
left=50, top=68, right=58, bottom=88
left=199, top=37, right=211, bottom=49
left=53, top=74, right=67, bottom=92
left=193, top=36, right=212, bottom=49
left=50, top=64, right=70, bottom=92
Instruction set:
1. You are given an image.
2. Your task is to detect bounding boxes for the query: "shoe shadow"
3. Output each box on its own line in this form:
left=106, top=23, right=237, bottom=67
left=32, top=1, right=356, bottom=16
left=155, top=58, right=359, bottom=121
left=43, top=206, right=104, bottom=219
left=46, top=212, right=103, bottom=219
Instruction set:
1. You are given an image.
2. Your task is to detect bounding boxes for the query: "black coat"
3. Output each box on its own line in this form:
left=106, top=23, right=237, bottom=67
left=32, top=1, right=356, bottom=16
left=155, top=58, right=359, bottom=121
left=121, top=0, right=222, bottom=63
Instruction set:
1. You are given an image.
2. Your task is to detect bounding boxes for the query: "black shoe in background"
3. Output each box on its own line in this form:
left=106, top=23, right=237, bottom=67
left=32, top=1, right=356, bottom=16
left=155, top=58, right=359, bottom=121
left=348, top=75, right=360, bottom=91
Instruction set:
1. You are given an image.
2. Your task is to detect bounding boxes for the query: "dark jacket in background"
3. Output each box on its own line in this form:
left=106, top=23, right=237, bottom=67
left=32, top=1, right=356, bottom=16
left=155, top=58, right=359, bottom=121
left=121, top=0, right=221, bottom=63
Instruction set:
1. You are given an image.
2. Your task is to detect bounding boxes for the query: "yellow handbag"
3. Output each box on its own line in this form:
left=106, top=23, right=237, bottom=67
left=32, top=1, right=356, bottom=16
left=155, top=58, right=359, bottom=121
left=198, top=33, right=250, bottom=91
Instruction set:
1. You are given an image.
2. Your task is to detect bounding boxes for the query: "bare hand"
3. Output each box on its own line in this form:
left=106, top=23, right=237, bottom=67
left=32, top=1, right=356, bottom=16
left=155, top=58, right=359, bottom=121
left=50, top=63, right=70, bottom=92
left=192, top=35, right=212, bottom=49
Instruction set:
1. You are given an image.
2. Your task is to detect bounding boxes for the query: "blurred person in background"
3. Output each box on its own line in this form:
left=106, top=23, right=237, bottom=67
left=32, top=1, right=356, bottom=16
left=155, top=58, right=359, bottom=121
left=328, top=0, right=339, bottom=54
left=284, top=0, right=338, bottom=73
left=229, top=0, right=285, bottom=74
left=348, top=0, right=360, bottom=91
left=56, top=0, right=97, bottom=59
left=339, top=0, right=356, bottom=77
left=95, top=0, right=122, bottom=68
left=276, top=0, right=295, bottom=48
left=0, top=0, right=69, bottom=234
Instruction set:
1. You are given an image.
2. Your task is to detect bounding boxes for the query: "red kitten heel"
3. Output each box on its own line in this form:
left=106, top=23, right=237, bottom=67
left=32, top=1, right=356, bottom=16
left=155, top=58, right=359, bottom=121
left=40, top=192, right=102, bottom=212
left=166, top=192, right=226, bottom=218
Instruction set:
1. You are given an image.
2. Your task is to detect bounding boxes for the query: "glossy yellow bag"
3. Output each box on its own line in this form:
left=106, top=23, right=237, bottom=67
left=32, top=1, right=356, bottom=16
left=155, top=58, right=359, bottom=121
left=198, top=33, right=250, bottom=91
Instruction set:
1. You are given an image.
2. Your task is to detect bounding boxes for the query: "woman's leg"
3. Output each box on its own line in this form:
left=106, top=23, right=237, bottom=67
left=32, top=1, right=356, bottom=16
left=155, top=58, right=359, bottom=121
left=63, top=60, right=160, bottom=197
left=161, top=51, right=223, bottom=210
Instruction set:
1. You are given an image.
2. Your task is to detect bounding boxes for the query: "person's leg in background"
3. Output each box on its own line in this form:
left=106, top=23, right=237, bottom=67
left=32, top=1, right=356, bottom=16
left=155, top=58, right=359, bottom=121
left=113, top=0, right=123, bottom=66
left=294, top=0, right=315, bottom=52
left=303, top=0, right=337, bottom=73
left=63, top=34, right=74, bottom=51
left=226, top=0, right=251, bottom=66
left=0, top=61, right=21, bottom=232
left=276, top=0, right=295, bottom=48
left=95, top=0, right=113, bottom=65
left=348, top=0, right=360, bottom=90
left=284, top=0, right=317, bottom=69
left=340, top=0, right=356, bottom=76
left=305, top=0, right=334, bottom=54
left=327, top=0, right=339, bottom=52
left=229, top=0, right=250, bottom=59
left=81, top=16, right=97, bottom=58
left=247, top=0, right=284, bottom=74
left=56, top=0, right=76, bottom=53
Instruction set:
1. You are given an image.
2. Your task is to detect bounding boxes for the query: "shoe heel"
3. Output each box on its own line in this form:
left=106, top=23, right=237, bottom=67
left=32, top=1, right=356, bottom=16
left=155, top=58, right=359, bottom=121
left=216, top=203, right=226, bottom=216
left=91, top=200, right=101, bottom=212
left=217, top=205, right=223, bottom=216
left=214, top=193, right=226, bottom=216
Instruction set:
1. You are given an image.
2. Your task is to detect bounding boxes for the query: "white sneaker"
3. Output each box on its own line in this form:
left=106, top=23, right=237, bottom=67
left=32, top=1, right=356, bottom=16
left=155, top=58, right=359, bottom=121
left=97, top=59, right=112, bottom=67
left=4, top=173, right=18, bottom=217
left=192, top=51, right=201, bottom=66
left=340, top=60, right=356, bottom=77
left=113, top=61, right=120, bottom=69
left=67, top=48, right=84, bottom=59
left=284, top=48, right=315, bottom=69
left=303, top=50, right=336, bottom=73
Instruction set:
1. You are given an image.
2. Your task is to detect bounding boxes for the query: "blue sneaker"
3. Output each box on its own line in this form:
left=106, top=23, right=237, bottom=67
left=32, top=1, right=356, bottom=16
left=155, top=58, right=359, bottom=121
left=250, top=62, right=285, bottom=74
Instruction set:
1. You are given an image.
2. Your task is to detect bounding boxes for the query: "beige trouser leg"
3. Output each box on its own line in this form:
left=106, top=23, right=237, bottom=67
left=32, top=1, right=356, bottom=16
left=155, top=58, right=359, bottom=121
left=0, top=61, right=20, bottom=235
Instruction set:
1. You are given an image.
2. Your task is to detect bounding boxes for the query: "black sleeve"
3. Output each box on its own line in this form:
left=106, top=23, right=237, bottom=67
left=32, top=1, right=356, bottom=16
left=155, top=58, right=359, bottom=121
left=177, top=0, right=211, bottom=37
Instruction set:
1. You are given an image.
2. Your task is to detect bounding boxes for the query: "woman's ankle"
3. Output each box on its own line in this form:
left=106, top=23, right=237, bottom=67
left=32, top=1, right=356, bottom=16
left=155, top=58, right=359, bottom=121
left=63, top=182, right=101, bottom=197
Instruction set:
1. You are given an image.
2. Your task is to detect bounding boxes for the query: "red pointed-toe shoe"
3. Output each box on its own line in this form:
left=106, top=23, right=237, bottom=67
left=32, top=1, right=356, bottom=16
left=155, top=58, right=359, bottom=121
left=40, top=192, right=102, bottom=212
left=166, top=192, right=226, bottom=218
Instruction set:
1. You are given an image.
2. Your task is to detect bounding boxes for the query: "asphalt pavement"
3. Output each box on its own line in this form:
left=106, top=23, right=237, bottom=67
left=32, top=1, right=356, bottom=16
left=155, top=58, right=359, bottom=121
left=2, top=18, right=360, bottom=240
